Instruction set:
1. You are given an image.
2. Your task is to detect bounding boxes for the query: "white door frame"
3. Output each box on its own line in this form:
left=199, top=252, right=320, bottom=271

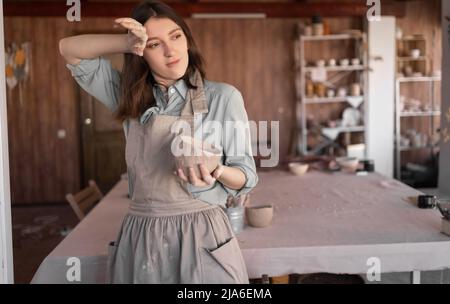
left=0, top=0, right=15, bottom=284
left=366, top=16, right=396, bottom=178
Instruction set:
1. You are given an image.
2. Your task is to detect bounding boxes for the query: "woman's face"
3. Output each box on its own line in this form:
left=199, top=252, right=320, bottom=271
left=143, top=17, right=189, bottom=88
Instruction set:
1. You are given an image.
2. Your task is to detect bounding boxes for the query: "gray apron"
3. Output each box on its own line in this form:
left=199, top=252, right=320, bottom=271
left=107, top=70, right=249, bottom=284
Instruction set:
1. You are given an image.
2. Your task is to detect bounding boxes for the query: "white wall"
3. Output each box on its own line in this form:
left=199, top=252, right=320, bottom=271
left=366, top=17, right=396, bottom=178
left=0, top=0, right=14, bottom=284
left=439, top=0, right=450, bottom=196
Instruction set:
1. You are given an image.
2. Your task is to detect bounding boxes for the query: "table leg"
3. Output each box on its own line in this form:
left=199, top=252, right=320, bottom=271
left=410, top=270, right=421, bottom=284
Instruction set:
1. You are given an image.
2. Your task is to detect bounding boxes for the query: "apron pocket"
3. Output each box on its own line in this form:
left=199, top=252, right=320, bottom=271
left=199, top=237, right=248, bottom=284
left=106, top=241, right=118, bottom=284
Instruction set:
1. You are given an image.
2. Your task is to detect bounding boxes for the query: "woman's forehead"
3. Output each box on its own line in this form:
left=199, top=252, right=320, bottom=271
left=144, top=17, right=181, bottom=39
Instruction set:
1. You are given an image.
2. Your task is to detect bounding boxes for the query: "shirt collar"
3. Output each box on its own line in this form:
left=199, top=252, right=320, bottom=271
left=153, top=78, right=188, bottom=101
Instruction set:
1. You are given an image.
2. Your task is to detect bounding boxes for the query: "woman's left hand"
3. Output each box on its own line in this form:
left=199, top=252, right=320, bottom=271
left=175, top=164, right=224, bottom=187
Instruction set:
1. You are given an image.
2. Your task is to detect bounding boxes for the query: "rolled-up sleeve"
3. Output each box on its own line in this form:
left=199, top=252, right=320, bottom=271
left=65, top=57, right=121, bottom=112
left=221, top=88, right=258, bottom=197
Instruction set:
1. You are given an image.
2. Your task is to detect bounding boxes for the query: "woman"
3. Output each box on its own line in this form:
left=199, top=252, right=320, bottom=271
left=59, top=0, right=258, bottom=283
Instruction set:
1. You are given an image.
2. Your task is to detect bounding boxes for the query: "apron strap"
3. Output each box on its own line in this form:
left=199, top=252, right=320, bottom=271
left=179, top=69, right=208, bottom=132
left=180, top=69, right=208, bottom=116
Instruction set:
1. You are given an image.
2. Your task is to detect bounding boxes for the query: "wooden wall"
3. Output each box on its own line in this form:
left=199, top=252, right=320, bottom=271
left=4, top=0, right=441, bottom=204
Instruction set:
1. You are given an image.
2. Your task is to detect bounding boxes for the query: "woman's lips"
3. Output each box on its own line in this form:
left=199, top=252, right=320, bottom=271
left=167, top=59, right=180, bottom=67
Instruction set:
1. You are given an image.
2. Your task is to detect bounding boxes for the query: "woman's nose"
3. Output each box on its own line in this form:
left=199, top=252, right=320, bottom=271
left=164, top=42, right=175, bottom=57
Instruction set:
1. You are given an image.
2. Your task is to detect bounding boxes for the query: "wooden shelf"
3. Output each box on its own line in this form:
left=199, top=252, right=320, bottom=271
left=398, top=36, right=426, bottom=41
left=397, top=56, right=427, bottom=61
left=304, top=65, right=365, bottom=72
left=295, top=26, right=368, bottom=157
left=304, top=97, right=347, bottom=104
left=301, top=34, right=363, bottom=41
left=320, top=125, right=365, bottom=135
left=303, top=96, right=364, bottom=104
left=397, top=76, right=441, bottom=82
left=400, top=145, right=435, bottom=152
left=400, top=111, right=441, bottom=117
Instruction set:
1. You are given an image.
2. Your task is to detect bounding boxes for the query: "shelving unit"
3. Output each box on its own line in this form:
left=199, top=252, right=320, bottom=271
left=394, top=76, right=441, bottom=181
left=394, top=34, right=441, bottom=185
left=293, top=30, right=369, bottom=157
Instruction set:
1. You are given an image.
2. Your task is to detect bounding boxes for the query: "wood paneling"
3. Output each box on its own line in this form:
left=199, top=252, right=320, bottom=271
left=4, top=1, right=405, bottom=18
left=4, top=0, right=440, bottom=204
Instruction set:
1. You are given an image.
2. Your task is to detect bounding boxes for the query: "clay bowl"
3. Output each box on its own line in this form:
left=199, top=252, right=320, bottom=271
left=246, top=205, right=273, bottom=228
left=288, top=162, right=309, bottom=176
left=173, top=135, right=222, bottom=177
left=336, top=157, right=359, bottom=173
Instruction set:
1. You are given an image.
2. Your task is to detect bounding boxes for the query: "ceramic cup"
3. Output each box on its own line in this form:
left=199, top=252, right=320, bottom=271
left=316, top=60, right=325, bottom=67
left=351, top=58, right=360, bottom=66
left=337, top=87, right=347, bottom=97
left=410, top=49, right=420, bottom=58
left=246, top=205, right=273, bottom=228
left=327, top=89, right=335, bottom=98
left=404, top=66, right=413, bottom=77
left=339, top=58, right=349, bottom=66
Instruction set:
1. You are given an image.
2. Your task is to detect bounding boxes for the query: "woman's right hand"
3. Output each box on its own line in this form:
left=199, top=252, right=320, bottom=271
left=115, top=18, right=148, bottom=56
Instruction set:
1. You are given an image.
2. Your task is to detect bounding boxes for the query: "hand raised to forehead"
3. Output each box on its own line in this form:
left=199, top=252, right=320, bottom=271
left=115, top=17, right=148, bottom=56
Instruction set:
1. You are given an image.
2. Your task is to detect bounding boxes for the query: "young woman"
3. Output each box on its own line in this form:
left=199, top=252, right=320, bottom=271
left=59, top=0, right=258, bottom=283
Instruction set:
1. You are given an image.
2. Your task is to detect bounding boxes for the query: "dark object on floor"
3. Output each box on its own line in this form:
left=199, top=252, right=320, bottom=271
left=298, top=273, right=365, bottom=284
left=12, top=203, right=79, bottom=283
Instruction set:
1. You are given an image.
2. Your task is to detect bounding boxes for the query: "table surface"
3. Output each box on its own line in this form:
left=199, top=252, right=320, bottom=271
left=31, top=170, right=450, bottom=283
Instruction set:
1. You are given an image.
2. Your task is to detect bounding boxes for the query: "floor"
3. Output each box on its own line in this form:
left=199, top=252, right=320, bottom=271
left=11, top=203, right=79, bottom=284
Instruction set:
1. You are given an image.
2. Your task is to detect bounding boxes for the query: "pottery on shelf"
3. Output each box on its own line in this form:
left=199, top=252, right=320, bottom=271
left=337, top=87, right=347, bottom=97
left=173, top=135, right=222, bottom=177
left=339, top=58, right=349, bottom=66
left=410, top=49, right=420, bottom=58
left=350, top=83, right=361, bottom=96
left=341, top=107, right=361, bottom=127
left=316, top=60, right=325, bottom=67
left=351, top=58, right=360, bottom=66
left=246, top=205, right=273, bottom=228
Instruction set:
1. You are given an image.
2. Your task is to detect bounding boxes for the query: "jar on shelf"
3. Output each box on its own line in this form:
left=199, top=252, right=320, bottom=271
left=350, top=83, right=361, bottom=96
left=312, top=15, right=324, bottom=36
left=314, top=82, right=326, bottom=97
left=323, top=20, right=330, bottom=35
left=304, top=25, right=313, bottom=36
left=306, top=81, right=314, bottom=97
left=313, top=23, right=324, bottom=36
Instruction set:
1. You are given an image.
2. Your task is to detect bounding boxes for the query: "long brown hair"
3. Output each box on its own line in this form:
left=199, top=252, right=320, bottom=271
left=115, top=0, right=206, bottom=122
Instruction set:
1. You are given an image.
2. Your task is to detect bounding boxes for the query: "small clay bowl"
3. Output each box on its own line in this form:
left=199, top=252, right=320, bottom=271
left=288, top=162, right=309, bottom=176
left=173, top=135, right=222, bottom=177
left=246, top=205, right=273, bottom=228
left=336, top=157, right=359, bottom=173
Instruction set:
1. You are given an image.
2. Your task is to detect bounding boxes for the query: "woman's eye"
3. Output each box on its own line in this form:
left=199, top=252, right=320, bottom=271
left=148, top=43, right=159, bottom=49
left=173, top=34, right=182, bottom=40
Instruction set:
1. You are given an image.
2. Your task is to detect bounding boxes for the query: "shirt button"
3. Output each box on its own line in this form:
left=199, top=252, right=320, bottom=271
left=169, top=88, right=175, bottom=94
